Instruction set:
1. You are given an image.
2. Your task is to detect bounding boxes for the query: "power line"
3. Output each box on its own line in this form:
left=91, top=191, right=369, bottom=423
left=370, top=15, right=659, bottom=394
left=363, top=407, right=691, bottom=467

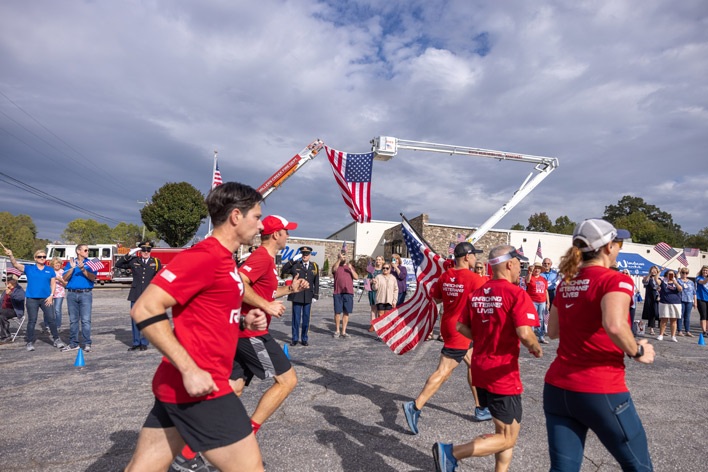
left=0, top=171, right=123, bottom=225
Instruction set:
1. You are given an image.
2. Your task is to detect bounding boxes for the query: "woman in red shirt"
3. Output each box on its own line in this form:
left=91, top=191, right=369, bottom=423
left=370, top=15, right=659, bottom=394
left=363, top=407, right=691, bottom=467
left=543, top=218, right=655, bottom=471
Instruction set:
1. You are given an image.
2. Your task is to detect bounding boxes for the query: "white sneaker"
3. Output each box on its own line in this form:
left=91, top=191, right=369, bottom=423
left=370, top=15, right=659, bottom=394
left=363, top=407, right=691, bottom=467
left=656, top=335, right=663, bottom=341
left=26, top=342, right=35, bottom=352
left=671, top=336, right=678, bottom=342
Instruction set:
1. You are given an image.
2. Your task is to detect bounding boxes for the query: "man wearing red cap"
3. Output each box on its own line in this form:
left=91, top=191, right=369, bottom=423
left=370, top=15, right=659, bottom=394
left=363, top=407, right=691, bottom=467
left=230, top=215, right=309, bottom=435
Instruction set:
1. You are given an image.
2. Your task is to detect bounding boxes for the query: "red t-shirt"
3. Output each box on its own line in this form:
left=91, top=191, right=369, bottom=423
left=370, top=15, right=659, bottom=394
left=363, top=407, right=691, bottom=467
left=430, top=268, right=485, bottom=350
left=460, top=279, right=539, bottom=395
left=150, top=238, right=244, bottom=404
left=238, top=246, right=278, bottom=338
left=526, top=275, right=548, bottom=303
left=545, top=266, right=634, bottom=394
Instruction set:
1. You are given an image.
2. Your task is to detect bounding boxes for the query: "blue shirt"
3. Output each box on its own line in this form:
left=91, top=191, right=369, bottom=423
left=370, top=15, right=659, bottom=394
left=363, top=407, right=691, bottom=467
left=696, top=276, right=708, bottom=302
left=678, top=279, right=696, bottom=303
left=541, top=269, right=560, bottom=290
left=65, top=262, right=97, bottom=290
left=24, top=264, right=56, bottom=298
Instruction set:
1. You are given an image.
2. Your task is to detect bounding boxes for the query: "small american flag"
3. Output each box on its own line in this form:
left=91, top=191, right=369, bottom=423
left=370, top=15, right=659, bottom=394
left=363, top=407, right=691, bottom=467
left=448, top=242, right=455, bottom=255
left=677, top=251, right=689, bottom=267
left=536, top=240, right=543, bottom=258
left=325, top=146, right=374, bottom=223
left=212, top=159, right=223, bottom=190
left=456, top=233, right=465, bottom=243
left=654, top=242, right=678, bottom=260
left=373, top=217, right=444, bottom=355
left=341, top=240, right=348, bottom=255
left=684, top=248, right=700, bottom=257
left=518, top=245, right=525, bottom=257
left=5, top=259, right=22, bottom=277
left=85, top=258, right=103, bottom=272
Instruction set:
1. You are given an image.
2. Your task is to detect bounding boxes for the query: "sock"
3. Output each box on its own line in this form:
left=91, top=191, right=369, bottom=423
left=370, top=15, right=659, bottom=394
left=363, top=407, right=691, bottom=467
left=181, top=444, right=197, bottom=460
left=251, top=419, right=261, bottom=434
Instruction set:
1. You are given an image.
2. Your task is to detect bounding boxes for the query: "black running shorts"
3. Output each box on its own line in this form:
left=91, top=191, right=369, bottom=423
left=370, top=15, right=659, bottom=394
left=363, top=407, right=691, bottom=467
left=476, top=387, right=523, bottom=425
left=231, top=333, right=292, bottom=385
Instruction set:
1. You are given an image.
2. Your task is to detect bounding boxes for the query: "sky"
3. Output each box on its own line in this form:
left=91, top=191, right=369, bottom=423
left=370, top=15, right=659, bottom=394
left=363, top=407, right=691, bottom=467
left=1, top=0, right=707, bottom=244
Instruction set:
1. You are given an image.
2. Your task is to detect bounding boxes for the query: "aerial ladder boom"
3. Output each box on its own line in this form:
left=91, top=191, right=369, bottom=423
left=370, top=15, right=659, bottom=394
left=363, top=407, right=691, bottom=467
left=370, top=136, right=559, bottom=245
left=257, top=139, right=324, bottom=200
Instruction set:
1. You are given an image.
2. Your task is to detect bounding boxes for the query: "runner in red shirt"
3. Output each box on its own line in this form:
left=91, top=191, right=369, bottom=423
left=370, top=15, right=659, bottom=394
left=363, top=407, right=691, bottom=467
left=526, top=262, right=550, bottom=343
left=126, top=182, right=268, bottom=472
left=402, top=242, right=488, bottom=436
left=230, top=215, right=309, bottom=435
left=433, top=245, right=542, bottom=472
left=543, top=218, right=655, bottom=471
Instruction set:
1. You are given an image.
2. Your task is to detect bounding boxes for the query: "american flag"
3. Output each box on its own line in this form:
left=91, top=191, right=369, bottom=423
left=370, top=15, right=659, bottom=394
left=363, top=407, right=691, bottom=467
left=341, top=240, right=348, bottom=255
left=5, top=259, right=22, bottom=277
left=654, top=242, right=678, bottom=260
left=518, top=245, right=525, bottom=257
left=684, top=248, right=700, bottom=257
left=212, top=158, right=223, bottom=190
left=677, top=251, right=689, bottom=267
left=457, top=233, right=465, bottom=243
left=85, top=258, right=103, bottom=272
left=448, top=242, right=455, bottom=255
left=325, top=146, right=374, bottom=223
left=373, top=217, right=444, bottom=354
left=536, top=240, right=543, bottom=258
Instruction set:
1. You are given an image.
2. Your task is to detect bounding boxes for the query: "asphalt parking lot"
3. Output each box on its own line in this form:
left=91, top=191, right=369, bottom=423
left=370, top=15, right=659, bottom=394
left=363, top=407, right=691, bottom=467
left=2, top=286, right=707, bottom=471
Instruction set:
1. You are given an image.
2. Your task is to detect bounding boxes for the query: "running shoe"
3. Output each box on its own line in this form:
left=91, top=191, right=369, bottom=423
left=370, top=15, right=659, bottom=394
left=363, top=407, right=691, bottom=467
left=170, top=453, right=217, bottom=472
left=671, top=336, right=678, bottom=342
left=432, top=442, right=458, bottom=472
left=61, top=345, right=79, bottom=352
left=656, top=335, right=663, bottom=341
left=53, top=338, right=66, bottom=349
left=402, top=401, right=421, bottom=435
left=83, top=345, right=92, bottom=353
left=26, top=342, right=35, bottom=352
left=473, top=406, right=492, bottom=422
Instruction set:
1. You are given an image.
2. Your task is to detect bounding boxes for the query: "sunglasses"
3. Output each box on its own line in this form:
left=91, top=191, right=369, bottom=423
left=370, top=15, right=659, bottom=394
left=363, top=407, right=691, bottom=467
left=36, top=255, right=47, bottom=259
left=474, top=266, right=484, bottom=270
left=614, top=239, right=624, bottom=249
left=383, top=266, right=391, bottom=270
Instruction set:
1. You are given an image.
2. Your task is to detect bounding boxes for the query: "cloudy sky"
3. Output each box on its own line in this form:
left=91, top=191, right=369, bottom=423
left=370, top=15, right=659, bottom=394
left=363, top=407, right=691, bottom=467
left=1, top=0, right=707, bottom=244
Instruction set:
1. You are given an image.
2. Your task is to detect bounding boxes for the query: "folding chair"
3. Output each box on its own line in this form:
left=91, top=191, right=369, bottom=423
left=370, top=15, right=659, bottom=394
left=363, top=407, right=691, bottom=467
left=10, top=312, right=26, bottom=342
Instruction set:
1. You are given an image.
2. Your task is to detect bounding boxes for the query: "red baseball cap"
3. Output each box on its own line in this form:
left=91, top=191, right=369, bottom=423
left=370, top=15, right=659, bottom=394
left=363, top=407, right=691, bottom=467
left=261, top=215, right=298, bottom=236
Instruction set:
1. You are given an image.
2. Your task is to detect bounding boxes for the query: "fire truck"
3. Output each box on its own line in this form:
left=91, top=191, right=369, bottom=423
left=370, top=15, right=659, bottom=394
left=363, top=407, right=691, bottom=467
left=45, top=139, right=326, bottom=284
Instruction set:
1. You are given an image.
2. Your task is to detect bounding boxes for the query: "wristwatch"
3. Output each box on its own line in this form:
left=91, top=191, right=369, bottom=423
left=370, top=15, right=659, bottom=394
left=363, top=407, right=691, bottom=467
left=628, top=344, right=644, bottom=359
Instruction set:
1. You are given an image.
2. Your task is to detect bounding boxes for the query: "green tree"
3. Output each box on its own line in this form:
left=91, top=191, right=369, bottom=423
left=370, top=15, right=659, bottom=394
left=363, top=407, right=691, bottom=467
left=0, top=212, right=37, bottom=259
left=553, top=216, right=576, bottom=235
left=510, top=223, right=525, bottom=230
left=111, top=222, right=157, bottom=248
left=526, top=212, right=554, bottom=232
left=61, top=219, right=113, bottom=244
left=684, top=227, right=708, bottom=252
left=604, top=195, right=684, bottom=246
left=141, top=182, right=207, bottom=247
left=322, top=258, right=330, bottom=275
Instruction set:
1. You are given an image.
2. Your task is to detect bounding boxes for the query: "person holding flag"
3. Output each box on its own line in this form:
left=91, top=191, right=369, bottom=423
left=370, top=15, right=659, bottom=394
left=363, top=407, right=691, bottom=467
left=60, top=244, right=98, bottom=352
left=403, top=242, right=490, bottom=436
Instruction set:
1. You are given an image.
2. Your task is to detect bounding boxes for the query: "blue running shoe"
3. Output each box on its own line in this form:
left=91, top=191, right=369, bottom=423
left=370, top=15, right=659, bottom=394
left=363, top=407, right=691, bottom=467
left=473, top=406, right=492, bottom=421
left=432, top=442, right=457, bottom=472
left=402, top=401, right=421, bottom=435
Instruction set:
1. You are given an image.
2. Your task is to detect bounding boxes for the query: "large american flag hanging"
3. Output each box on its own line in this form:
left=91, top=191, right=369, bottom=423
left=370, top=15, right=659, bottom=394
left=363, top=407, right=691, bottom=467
left=653, top=242, right=678, bottom=260
left=325, top=146, right=374, bottom=223
left=373, top=217, right=444, bottom=354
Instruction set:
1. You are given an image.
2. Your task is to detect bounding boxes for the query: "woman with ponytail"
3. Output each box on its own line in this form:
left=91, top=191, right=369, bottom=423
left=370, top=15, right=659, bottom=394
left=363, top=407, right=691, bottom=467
left=543, top=218, right=655, bottom=471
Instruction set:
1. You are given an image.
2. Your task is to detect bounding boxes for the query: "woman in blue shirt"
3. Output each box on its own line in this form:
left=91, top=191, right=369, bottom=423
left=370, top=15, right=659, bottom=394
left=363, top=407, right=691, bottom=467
left=695, top=265, right=708, bottom=336
left=677, top=268, right=696, bottom=336
left=4, top=247, right=66, bottom=351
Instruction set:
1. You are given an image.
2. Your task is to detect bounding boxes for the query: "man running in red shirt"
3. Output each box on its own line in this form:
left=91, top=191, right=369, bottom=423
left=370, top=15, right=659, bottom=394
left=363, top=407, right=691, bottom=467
left=433, top=245, right=543, bottom=472
left=402, top=242, right=489, bottom=435
left=126, top=182, right=268, bottom=472
left=526, top=262, right=550, bottom=343
left=230, top=215, right=308, bottom=435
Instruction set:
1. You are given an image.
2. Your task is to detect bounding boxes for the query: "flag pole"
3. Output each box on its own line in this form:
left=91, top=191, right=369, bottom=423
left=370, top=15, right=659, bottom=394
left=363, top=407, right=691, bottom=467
left=207, top=149, right=217, bottom=236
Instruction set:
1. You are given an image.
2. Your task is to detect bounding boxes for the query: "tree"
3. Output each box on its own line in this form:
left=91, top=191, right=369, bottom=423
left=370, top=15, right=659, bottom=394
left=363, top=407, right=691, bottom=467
left=603, top=195, right=684, bottom=246
left=526, top=212, right=554, bottom=232
left=141, top=182, right=207, bottom=247
left=685, top=227, right=708, bottom=252
left=61, top=219, right=113, bottom=244
left=0, top=212, right=37, bottom=259
left=510, top=223, right=525, bottom=230
left=111, top=222, right=157, bottom=248
left=553, top=216, right=576, bottom=235
left=322, top=258, right=330, bottom=275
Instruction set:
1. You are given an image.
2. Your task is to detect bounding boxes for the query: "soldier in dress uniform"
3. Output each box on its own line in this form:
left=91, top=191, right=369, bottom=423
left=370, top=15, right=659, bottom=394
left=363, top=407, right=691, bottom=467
left=115, top=241, right=162, bottom=351
left=280, top=246, right=320, bottom=346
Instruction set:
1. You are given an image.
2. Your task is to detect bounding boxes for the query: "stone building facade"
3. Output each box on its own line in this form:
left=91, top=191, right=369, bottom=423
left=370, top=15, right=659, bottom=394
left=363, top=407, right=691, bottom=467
left=382, top=213, right=510, bottom=264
